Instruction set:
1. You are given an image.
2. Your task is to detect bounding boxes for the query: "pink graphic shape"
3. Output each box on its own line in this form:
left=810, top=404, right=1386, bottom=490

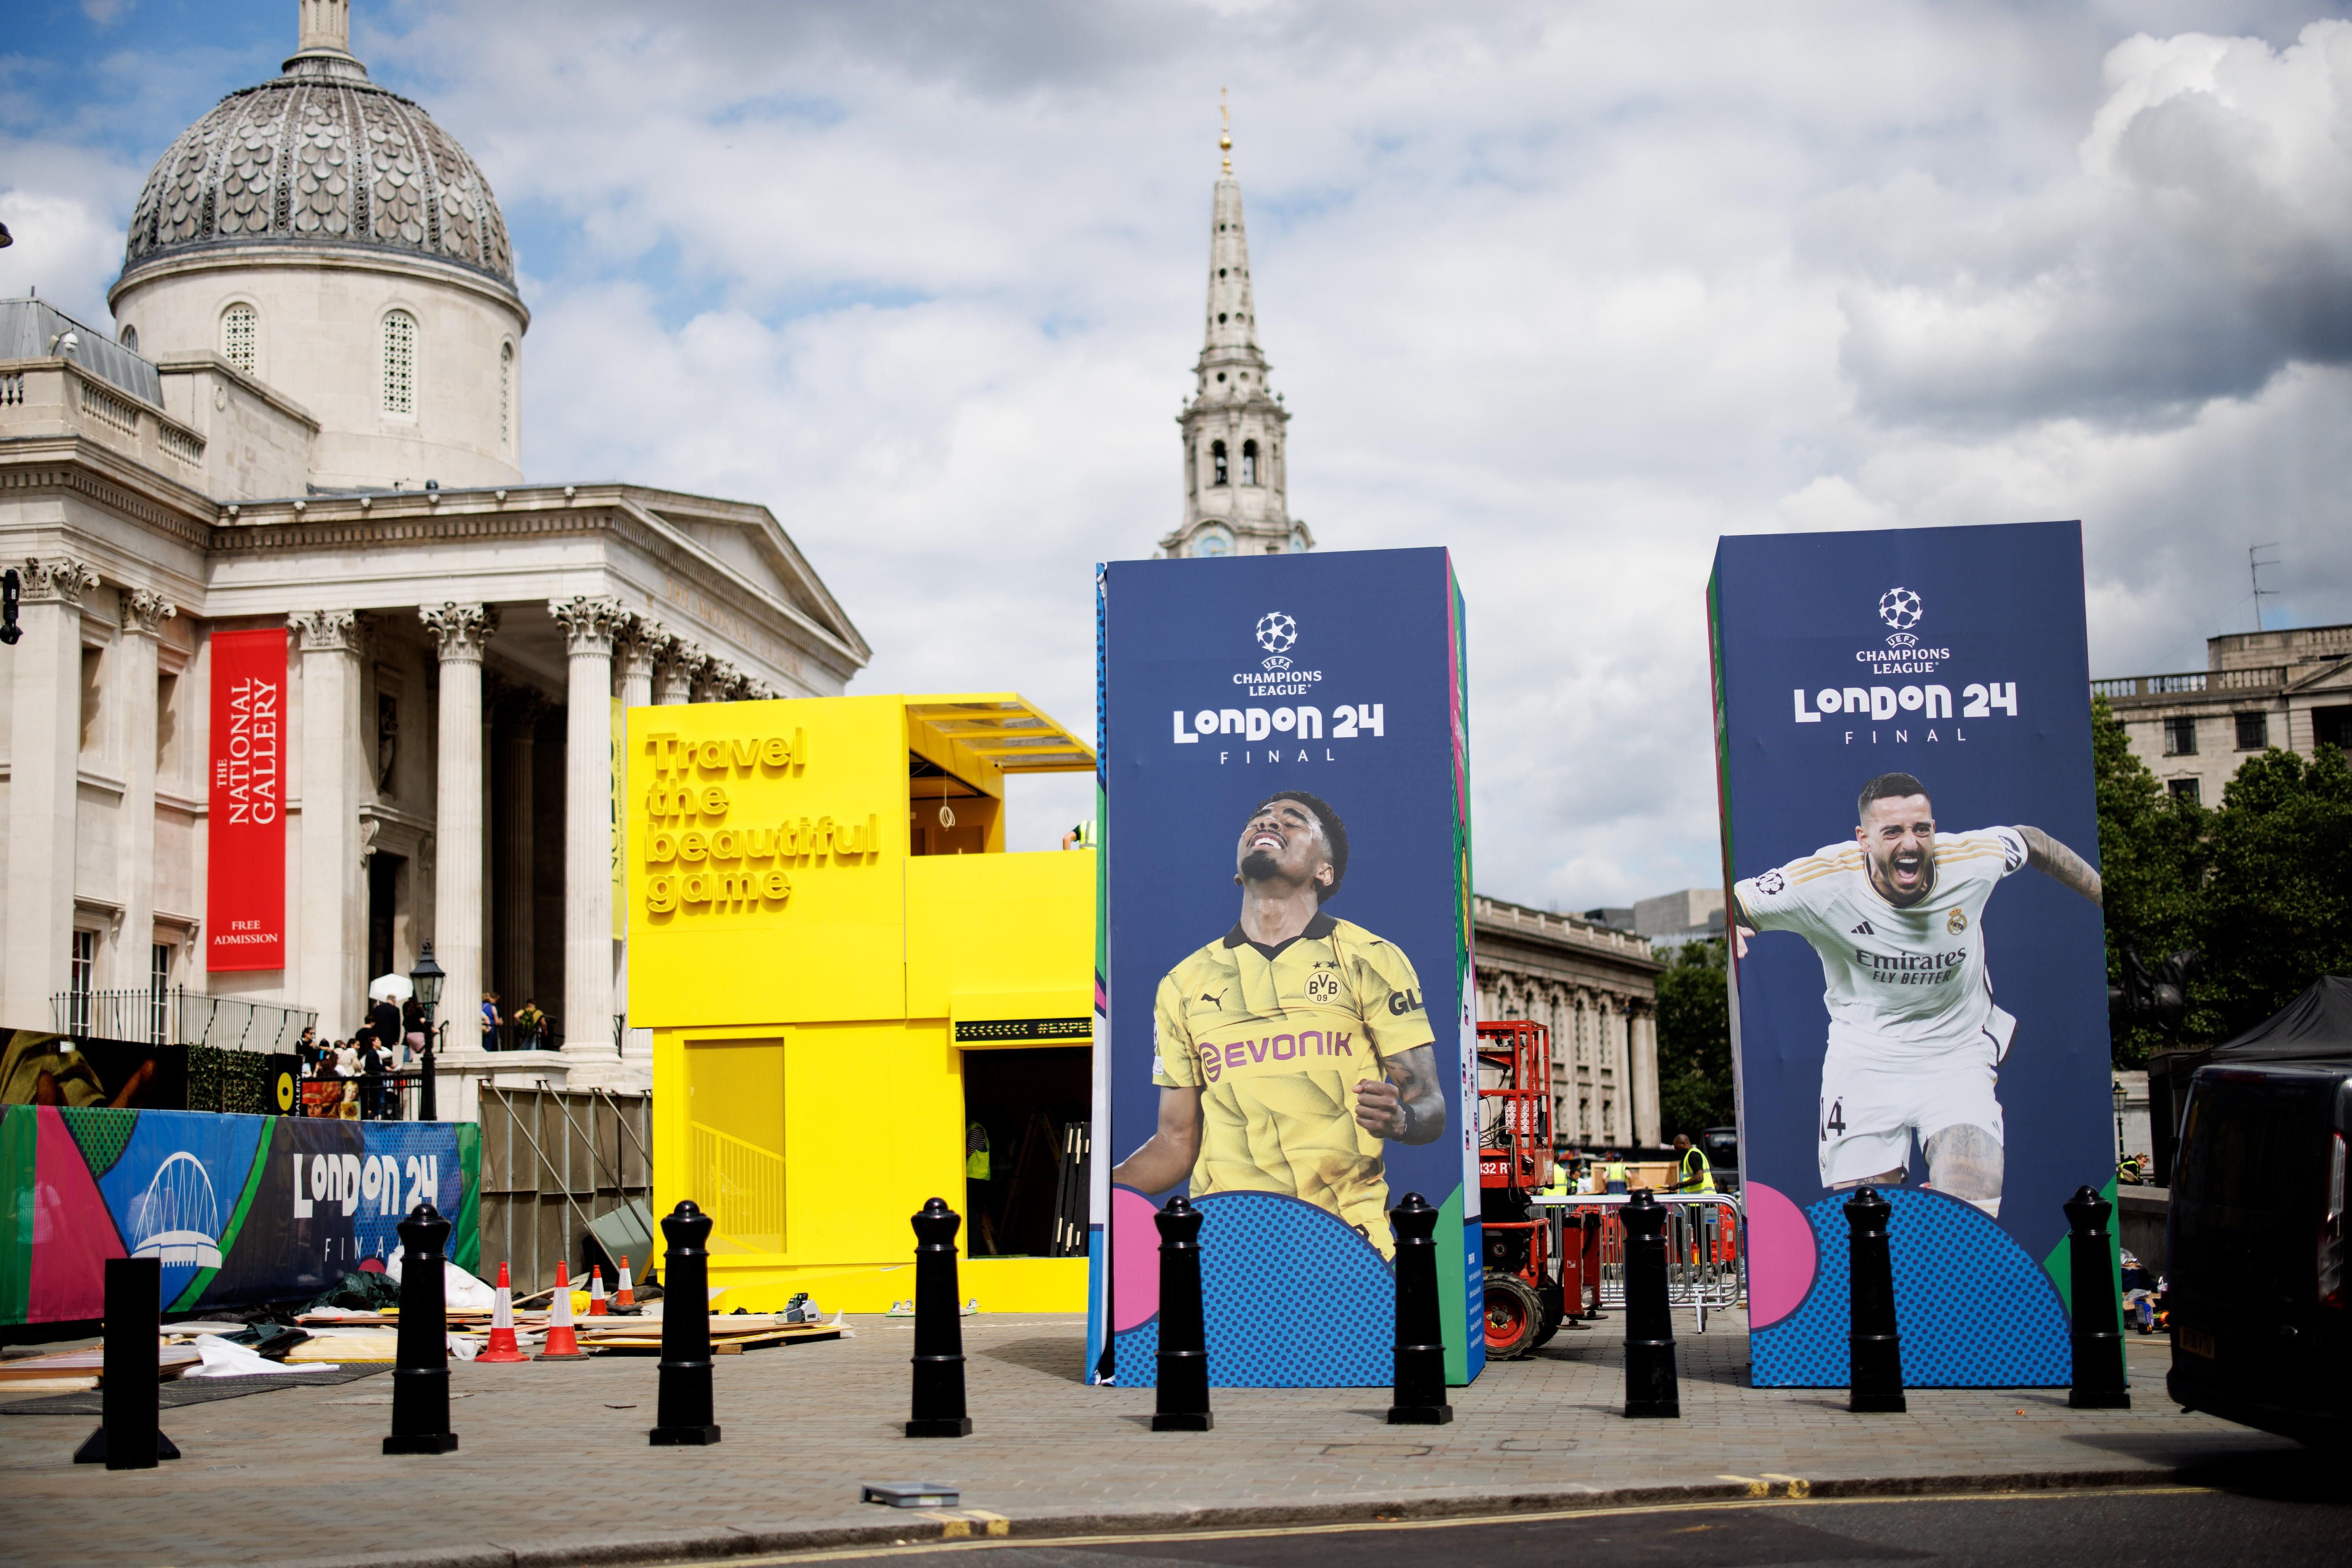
left=1743, top=1179, right=1816, bottom=1330
left=1109, top=1186, right=1163, bottom=1332
left=30, top=1107, right=127, bottom=1323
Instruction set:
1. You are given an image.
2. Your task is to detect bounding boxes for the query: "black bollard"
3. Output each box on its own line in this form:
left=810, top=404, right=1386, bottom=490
left=1621, top=1190, right=1680, bottom=1417
left=906, top=1197, right=972, bottom=1437
left=1386, top=1191, right=1454, bottom=1425
left=2064, top=1185, right=2131, bottom=1409
left=72, top=1257, right=179, bottom=1468
left=649, top=1200, right=722, bottom=1444
left=1844, top=1187, right=1906, bottom=1413
left=383, top=1202, right=459, bottom=1454
left=1151, top=1195, right=1212, bottom=1431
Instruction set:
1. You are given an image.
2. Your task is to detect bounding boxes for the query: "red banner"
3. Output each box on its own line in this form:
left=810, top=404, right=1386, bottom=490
left=208, top=628, right=287, bottom=971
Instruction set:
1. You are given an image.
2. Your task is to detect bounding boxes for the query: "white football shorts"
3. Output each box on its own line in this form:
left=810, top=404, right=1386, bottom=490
left=1816, top=1034, right=2004, bottom=1188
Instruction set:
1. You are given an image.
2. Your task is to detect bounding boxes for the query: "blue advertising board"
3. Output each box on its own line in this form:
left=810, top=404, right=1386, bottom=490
left=1709, top=520, right=2114, bottom=1386
left=1088, top=547, right=1482, bottom=1388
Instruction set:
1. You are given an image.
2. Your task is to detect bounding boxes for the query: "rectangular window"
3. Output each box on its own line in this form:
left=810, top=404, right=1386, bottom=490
left=2234, top=711, right=2267, bottom=751
left=2168, top=777, right=2201, bottom=806
left=80, top=646, right=103, bottom=756
left=69, top=931, right=97, bottom=1033
left=151, top=943, right=173, bottom=1045
left=2163, top=715, right=2198, bottom=756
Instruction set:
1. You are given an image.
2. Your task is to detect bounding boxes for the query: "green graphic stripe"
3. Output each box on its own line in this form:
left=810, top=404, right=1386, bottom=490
left=170, top=1117, right=279, bottom=1313
left=0, top=1109, right=37, bottom=1325
left=453, top=1125, right=483, bottom=1275
left=1438, top=1184, right=1469, bottom=1386
left=2040, top=1176, right=2124, bottom=1335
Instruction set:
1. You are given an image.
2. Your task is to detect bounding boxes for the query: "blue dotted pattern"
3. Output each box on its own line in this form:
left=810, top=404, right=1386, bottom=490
left=1752, top=1187, right=2071, bottom=1388
left=1113, top=1190, right=1395, bottom=1388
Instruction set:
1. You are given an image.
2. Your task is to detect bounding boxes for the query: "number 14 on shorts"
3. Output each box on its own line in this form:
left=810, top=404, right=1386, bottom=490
left=1820, top=1097, right=1846, bottom=1139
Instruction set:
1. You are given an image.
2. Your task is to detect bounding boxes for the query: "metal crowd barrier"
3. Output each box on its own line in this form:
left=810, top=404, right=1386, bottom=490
left=1531, top=1193, right=1745, bottom=1330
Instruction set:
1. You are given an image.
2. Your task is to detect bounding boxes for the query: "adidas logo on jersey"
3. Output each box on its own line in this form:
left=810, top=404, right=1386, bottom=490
left=1851, top=920, right=1874, bottom=936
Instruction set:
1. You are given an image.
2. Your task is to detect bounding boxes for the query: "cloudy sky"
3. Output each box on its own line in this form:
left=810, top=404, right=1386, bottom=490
left=7, top=1, right=2350, bottom=905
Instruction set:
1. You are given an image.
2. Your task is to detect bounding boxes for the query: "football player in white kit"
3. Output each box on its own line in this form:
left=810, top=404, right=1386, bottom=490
left=1731, top=772, right=2102, bottom=1217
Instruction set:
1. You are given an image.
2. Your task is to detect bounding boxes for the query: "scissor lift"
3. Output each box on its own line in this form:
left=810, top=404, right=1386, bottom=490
left=1476, top=1019, right=1591, bottom=1358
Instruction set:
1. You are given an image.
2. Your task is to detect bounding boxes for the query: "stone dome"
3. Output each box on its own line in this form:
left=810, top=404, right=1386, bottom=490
left=121, top=38, right=513, bottom=290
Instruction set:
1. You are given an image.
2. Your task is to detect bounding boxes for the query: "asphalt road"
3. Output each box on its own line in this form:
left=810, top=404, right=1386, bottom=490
left=752, top=1476, right=2352, bottom=1568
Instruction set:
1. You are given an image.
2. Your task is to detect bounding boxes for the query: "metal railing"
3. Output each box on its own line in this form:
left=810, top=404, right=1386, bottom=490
left=2091, top=667, right=2286, bottom=700
left=1537, top=1193, right=1745, bottom=1328
left=50, top=987, right=317, bottom=1051
left=690, top=1120, right=786, bottom=1255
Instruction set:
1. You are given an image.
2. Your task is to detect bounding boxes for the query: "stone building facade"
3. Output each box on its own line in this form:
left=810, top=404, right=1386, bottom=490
left=1472, top=896, right=1664, bottom=1150
left=2093, top=623, right=2352, bottom=806
left=0, top=2, right=867, bottom=1101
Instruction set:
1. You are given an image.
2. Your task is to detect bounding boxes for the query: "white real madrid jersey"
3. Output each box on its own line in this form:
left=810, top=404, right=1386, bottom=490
left=1734, top=827, right=2027, bottom=1058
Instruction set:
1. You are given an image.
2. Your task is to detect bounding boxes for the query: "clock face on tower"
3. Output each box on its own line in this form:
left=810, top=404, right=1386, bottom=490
left=1193, top=527, right=1232, bottom=557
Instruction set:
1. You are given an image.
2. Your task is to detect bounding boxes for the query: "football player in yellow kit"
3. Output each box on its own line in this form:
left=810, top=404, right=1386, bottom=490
left=1110, top=790, right=1448, bottom=1258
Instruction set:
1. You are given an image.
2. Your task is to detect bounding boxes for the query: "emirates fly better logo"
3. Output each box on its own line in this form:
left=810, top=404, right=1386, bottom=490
left=1878, top=586, right=1924, bottom=630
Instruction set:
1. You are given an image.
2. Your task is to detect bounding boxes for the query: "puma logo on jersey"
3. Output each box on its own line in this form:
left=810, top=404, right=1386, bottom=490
left=1199, top=993, right=1224, bottom=1007
left=1850, top=919, right=1874, bottom=936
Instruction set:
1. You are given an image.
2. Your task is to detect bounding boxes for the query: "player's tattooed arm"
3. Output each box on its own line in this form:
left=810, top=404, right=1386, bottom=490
left=1354, top=1045, right=1448, bottom=1144
left=2018, top=825, right=2103, bottom=908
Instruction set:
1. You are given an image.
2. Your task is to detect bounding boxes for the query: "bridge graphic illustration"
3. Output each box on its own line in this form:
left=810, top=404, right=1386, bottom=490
left=130, top=1151, right=224, bottom=1270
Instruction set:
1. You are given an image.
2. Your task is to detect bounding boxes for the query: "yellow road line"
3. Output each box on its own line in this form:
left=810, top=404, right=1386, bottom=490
left=694, top=1482, right=2214, bottom=1565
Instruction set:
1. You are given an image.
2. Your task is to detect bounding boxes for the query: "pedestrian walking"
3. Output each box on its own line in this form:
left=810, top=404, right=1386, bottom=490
left=513, top=998, right=546, bottom=1051
left=403, top=996, right=427, bottom=1063
left=481, top=992, right=503, bottom=1052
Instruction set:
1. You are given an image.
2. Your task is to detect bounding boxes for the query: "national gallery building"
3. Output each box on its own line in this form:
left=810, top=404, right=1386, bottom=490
left=0, top=2, right=866, bottom=1093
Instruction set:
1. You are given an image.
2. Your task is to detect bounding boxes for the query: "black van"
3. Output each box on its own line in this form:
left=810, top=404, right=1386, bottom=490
left=2167, top=1062, right=2350, bottom=1444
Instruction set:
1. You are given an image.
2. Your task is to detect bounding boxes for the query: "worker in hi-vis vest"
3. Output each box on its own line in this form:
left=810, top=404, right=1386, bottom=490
left=1669, top=1132, right=1716, bottom=1194
left=1542, top=1147, right=1578, bottom=1198
left=965, top=1122, right=991, bottom=1181
left=1603, top=1152, right=1629, bottom=1194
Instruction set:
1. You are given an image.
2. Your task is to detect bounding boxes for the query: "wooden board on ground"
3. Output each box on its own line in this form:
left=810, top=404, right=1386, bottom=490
left=0, top=1346, right=202, bottom=1382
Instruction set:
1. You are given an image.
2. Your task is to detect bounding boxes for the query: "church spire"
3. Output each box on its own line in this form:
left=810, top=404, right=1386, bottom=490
left=1161, top=99, right=1310, bottom=559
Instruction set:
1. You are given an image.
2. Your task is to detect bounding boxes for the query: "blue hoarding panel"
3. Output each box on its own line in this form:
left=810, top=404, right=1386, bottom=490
left=1092, top=548, right=1480, bottom=1387
left=1710, top=520, right=2111, bottom=1386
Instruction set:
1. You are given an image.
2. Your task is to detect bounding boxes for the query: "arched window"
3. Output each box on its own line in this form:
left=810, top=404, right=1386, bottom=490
left=499, top=341, right=514, bottom=448
left=1240, top=439, right=1258, bottom=485
left=381, top=310, right=416, bottom=415
left=1210, top=440, right=1228, bottom=486
left=221, top=304, right=256, bottom=375
left=118, top=324, right=140, bottom=355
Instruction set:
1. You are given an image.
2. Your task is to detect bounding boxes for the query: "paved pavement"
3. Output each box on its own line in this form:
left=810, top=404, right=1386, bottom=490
left=0, top=1311, right=2302, bottom=1568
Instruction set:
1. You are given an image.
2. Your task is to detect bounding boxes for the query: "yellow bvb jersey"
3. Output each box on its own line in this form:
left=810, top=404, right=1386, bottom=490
left=1152, top=911, right=1436, bottom=1258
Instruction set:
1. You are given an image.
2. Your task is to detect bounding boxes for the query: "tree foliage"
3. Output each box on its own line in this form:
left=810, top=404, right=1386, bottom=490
left=2092, top=696, right=2352, bottom=1060
left=1654, top=937, right=1736, bottom=1137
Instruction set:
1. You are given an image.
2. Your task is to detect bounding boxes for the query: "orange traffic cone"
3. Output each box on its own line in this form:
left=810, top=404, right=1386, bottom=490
left=479, top=1261, right=529, bottom=1362
left=588, top=1264, right=608, bottom=1316
left=536, top=1260, right=585, bottom=1359
left=616, top=1255, right=636, bottom=1312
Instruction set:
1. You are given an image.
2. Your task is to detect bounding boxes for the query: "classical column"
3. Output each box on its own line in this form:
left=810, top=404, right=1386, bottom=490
left=3, top=557, right=98, bottom=1022
left=1629, top=1004, right=1662, bottom=1147
left=291, top=610, right=365, bottom=1038
left=492, top=687, right=540, bottom=1027
left=420, top=603, right=496, bottom=1059
left=117, top=594, right=175, bottom=1016
left=653, top=641, right=702, bottom=705
left=616, top=616, right=666, bottom=711
left=550, top=595, right=622, bottom=1078
left=611, top=616, right=668, bottom=1085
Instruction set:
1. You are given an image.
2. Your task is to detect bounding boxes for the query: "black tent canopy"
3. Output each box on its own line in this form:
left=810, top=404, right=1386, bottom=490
left=2145, top=976, right=2352, bottom=1182
left=2207, top=975, right=2352, bottom=1063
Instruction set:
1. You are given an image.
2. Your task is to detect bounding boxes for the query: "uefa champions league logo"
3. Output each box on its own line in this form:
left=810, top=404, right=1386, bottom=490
left=1878, top=587, right=1923, bottom=630
left=1255, top=611, right=1298, bottom=654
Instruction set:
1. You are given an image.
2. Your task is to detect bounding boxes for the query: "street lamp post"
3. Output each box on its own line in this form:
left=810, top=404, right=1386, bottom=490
left=410, top=942, right=446, bottom=1122
left=2113, top=1077, right=2128, bottom=1165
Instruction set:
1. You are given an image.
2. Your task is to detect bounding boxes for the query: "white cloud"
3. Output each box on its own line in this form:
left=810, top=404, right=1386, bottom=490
left=15, top=0, right=2352, bottom=895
